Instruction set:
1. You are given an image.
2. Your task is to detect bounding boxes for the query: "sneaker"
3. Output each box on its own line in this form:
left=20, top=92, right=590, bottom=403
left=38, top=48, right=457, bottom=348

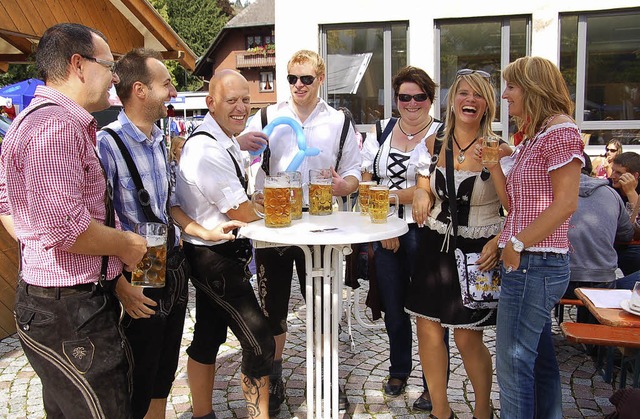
left=269, top=377, right=285, bottom=415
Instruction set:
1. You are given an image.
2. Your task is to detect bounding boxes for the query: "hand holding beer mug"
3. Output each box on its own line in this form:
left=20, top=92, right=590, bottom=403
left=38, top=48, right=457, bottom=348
left=277, top=171, right=303, bottom=220
left=309, top=169, right=333, bottom=215
left=252, top=175, right=292, bottom=227
left=481, top=136, right=500, bottom=166
left=368, top=185, right=398, bottom=224
left=132, top=222, right=167, bottom=287
left=358, top=181, right=377, bottom=215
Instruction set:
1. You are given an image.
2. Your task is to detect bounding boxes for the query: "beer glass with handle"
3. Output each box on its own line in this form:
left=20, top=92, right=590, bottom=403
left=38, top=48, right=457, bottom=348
left=252, top=175, right=292, bottom=227
left=132, top=222, right=167, bottom=287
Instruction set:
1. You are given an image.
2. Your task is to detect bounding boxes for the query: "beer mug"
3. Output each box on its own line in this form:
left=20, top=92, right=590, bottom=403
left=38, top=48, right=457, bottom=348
left=481, top=137, right=500, bottom=165
left=132, top=222, right=167, bottom=288
left=252, top=175, right=292, bottom=227
left=368, top=185, right=398, bottom=224
left=358, top=181, right=378, bottom=215
left=277, top=171, right=303, bottom=220
left=309, top=169, right=333, bottom=216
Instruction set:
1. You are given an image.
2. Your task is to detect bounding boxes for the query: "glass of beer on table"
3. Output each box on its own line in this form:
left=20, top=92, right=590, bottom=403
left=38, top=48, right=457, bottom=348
left=368, top=185, right=399, bottom=224
left=358, top=181, right=378, bottom=215
left=482, top=136, right=500, bottom=166
left=252, top=175, right=292, bottom=227
left=277, top=171, right=302, bottom=220
left=132, top=222, right=167, bottom=287
left=309, top=168, right=333, bottom=215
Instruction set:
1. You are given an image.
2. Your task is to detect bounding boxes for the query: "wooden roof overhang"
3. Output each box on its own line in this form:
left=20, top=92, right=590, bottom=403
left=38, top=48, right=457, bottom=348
left=0, top=0, right=196, bottom=72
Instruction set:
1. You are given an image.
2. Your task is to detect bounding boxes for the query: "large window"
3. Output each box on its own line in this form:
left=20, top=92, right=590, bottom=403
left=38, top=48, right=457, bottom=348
left=560, top=9, right=640, bottom=148
left=437, top=17, right=529, bottom=139
left=321, top=22, right=408, bottom=124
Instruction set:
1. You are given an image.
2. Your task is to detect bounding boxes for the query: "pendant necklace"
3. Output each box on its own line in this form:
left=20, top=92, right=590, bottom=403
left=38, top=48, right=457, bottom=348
left=452, top=134, right=477, bottom=164
left=398, top=117, right=433, bottom=140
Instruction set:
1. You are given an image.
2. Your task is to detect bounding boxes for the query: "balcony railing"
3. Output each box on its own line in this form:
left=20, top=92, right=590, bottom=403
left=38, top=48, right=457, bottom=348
left=236, top=50, right=276, bottom=68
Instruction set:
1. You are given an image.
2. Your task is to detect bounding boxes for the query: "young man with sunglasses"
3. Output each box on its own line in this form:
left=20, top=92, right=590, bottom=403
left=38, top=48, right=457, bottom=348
left=240, top=49, right=361, bottom=415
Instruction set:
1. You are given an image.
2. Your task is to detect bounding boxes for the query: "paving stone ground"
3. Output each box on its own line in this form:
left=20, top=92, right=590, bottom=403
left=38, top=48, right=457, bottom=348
left=0, top=278, right=631, bottom=418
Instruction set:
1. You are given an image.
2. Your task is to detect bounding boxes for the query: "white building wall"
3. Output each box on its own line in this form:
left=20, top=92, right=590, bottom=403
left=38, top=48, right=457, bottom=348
left=274, top=0, right=637, bottom=101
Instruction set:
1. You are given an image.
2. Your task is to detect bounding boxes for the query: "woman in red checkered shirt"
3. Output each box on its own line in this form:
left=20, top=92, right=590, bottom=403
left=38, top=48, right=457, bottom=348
left=486, top=56, right=584, bottom=418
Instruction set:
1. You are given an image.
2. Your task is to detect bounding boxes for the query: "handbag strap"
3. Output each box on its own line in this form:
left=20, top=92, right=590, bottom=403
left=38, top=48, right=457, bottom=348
left=445, top=141, right=459, bottom=252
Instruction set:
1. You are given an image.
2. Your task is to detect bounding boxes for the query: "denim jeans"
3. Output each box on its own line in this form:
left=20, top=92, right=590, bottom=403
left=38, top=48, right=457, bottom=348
left=616, top=269, right=640, bottom=290
left=496, top=252, right=569, bottom=419
left=373, top=224, right=419, bottom=380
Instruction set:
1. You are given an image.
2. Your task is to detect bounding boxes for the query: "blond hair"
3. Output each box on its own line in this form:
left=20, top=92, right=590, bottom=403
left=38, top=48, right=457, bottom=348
left=169, top=136, right=186, bottom=162
left=441, top=71, right=497, bottom=149
left=502, top=56, right=574, bottom=139
left=287, top=50, right=325, bottom=77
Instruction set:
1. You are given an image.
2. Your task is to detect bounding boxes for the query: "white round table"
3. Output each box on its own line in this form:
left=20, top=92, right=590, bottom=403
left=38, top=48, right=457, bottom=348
left=240, top=212, right=408, bottom=418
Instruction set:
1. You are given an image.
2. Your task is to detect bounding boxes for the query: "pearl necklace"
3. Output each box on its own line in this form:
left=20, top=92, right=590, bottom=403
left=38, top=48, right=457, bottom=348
left=398, top=117, right=433, bottom=140
left=452, top=134, right=478, bottom=164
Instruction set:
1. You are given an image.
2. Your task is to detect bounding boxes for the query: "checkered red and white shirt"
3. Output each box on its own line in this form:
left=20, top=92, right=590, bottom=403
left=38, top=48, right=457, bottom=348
left=0, top=86, right=124, bottom=286
left=498, top=121, right=584, bottom=253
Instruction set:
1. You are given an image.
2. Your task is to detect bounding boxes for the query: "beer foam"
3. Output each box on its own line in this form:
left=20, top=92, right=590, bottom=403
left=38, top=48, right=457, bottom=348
left=146, top=235, right=166, bottom=247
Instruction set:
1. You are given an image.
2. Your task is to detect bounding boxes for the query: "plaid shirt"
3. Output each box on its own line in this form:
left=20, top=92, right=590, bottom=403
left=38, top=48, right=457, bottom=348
left=96, top=111, right=179, bottom=247
left=0, top=86, right=124, bottom=286
left=499, top=121, right=584, bottom=253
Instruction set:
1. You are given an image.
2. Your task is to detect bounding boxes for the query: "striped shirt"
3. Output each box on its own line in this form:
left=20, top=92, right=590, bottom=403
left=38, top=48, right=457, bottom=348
left=96, top=111, right=179, bottom=247
left=0, top=86, right=124, bottom=286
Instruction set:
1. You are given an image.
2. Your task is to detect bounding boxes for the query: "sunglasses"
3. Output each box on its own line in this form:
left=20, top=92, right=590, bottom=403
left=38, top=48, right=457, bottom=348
left=397, top=93, right=429, bottom=103
left=456, top=68, right=491, bottom=79
left=80, top=55, right=116, bottom=73
left=287, top=74, right=316, bottom=85
left=606, top=148, right=618, bottom=153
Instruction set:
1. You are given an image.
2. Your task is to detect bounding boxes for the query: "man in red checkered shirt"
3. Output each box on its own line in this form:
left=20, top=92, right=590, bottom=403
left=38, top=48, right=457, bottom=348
left=0, top=23, right=146, bottom=418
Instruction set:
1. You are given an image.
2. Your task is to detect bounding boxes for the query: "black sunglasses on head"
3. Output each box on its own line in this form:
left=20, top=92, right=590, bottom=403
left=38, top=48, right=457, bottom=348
left=287, top=74, right=316, bottom=85
left=397, top=93, right=429, bottom=102
left=456, top=68, right=491, bottom=79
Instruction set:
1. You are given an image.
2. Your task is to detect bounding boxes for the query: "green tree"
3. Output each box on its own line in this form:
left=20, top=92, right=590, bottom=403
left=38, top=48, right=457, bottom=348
left=151, top=0, right=234, bottom=91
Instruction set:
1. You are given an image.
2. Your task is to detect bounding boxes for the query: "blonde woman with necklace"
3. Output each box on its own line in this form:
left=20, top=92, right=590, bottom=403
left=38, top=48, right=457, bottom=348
left=408, top=69, right=511, bottom=419
left=361, top=66, right=442, bottom=411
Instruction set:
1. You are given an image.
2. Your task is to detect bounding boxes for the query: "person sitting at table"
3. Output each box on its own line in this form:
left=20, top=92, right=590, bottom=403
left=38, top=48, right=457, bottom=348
left=563, top=153, right=634, bottom=323
left=360, top=65, right=442, bottom=411
left=592, top=139, right=622, bottom=179
left=610, top=152, right=640, bottom=276
left=408, top=69, right=510, bottom=419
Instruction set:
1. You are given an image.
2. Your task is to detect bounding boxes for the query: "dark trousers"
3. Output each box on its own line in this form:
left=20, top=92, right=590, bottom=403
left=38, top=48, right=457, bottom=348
left=183, top=241, right=274, bottom=378
left=14, top=280, right=132, bottom=419
left=122, top=249, right=189, bottom=419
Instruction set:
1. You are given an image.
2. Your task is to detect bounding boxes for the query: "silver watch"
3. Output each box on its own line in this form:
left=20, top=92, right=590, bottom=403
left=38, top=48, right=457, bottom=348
left=510, top=236, right=524, bottom=253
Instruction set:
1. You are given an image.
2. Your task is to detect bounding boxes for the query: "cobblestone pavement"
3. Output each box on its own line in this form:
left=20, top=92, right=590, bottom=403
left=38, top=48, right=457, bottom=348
left=0, top=279, right=628, bottom=418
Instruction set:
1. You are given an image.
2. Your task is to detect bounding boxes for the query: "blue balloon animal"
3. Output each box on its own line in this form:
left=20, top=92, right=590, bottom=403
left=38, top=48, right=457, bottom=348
left=250, top=116, right=320, bottom=171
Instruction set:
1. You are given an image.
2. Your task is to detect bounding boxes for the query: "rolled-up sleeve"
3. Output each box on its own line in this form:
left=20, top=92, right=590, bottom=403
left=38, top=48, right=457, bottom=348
left=194, top=140, right=248, bottom=214
left=336, top=124, right=362, bottom=181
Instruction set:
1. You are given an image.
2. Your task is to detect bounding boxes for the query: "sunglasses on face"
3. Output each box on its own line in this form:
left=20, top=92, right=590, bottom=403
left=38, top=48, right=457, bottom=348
left=456, top=68, right=491, bottom=79
left=287, top=74, right=316, bottom=85
left=606, top=148, right=618, bottom=153
left=397, top=93, right=429, bottom=102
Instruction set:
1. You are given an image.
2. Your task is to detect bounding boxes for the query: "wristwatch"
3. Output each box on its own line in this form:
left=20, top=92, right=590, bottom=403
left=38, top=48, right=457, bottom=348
left=510, top=236, right=524, bottom=253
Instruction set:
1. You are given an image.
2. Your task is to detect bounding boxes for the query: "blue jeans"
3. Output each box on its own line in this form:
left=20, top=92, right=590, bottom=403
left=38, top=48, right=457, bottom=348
left=616, top=270, right=640, bottom=290
left=496, top=252, right=569, bottom=419
left=374, top=224, right=419, bottom=380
